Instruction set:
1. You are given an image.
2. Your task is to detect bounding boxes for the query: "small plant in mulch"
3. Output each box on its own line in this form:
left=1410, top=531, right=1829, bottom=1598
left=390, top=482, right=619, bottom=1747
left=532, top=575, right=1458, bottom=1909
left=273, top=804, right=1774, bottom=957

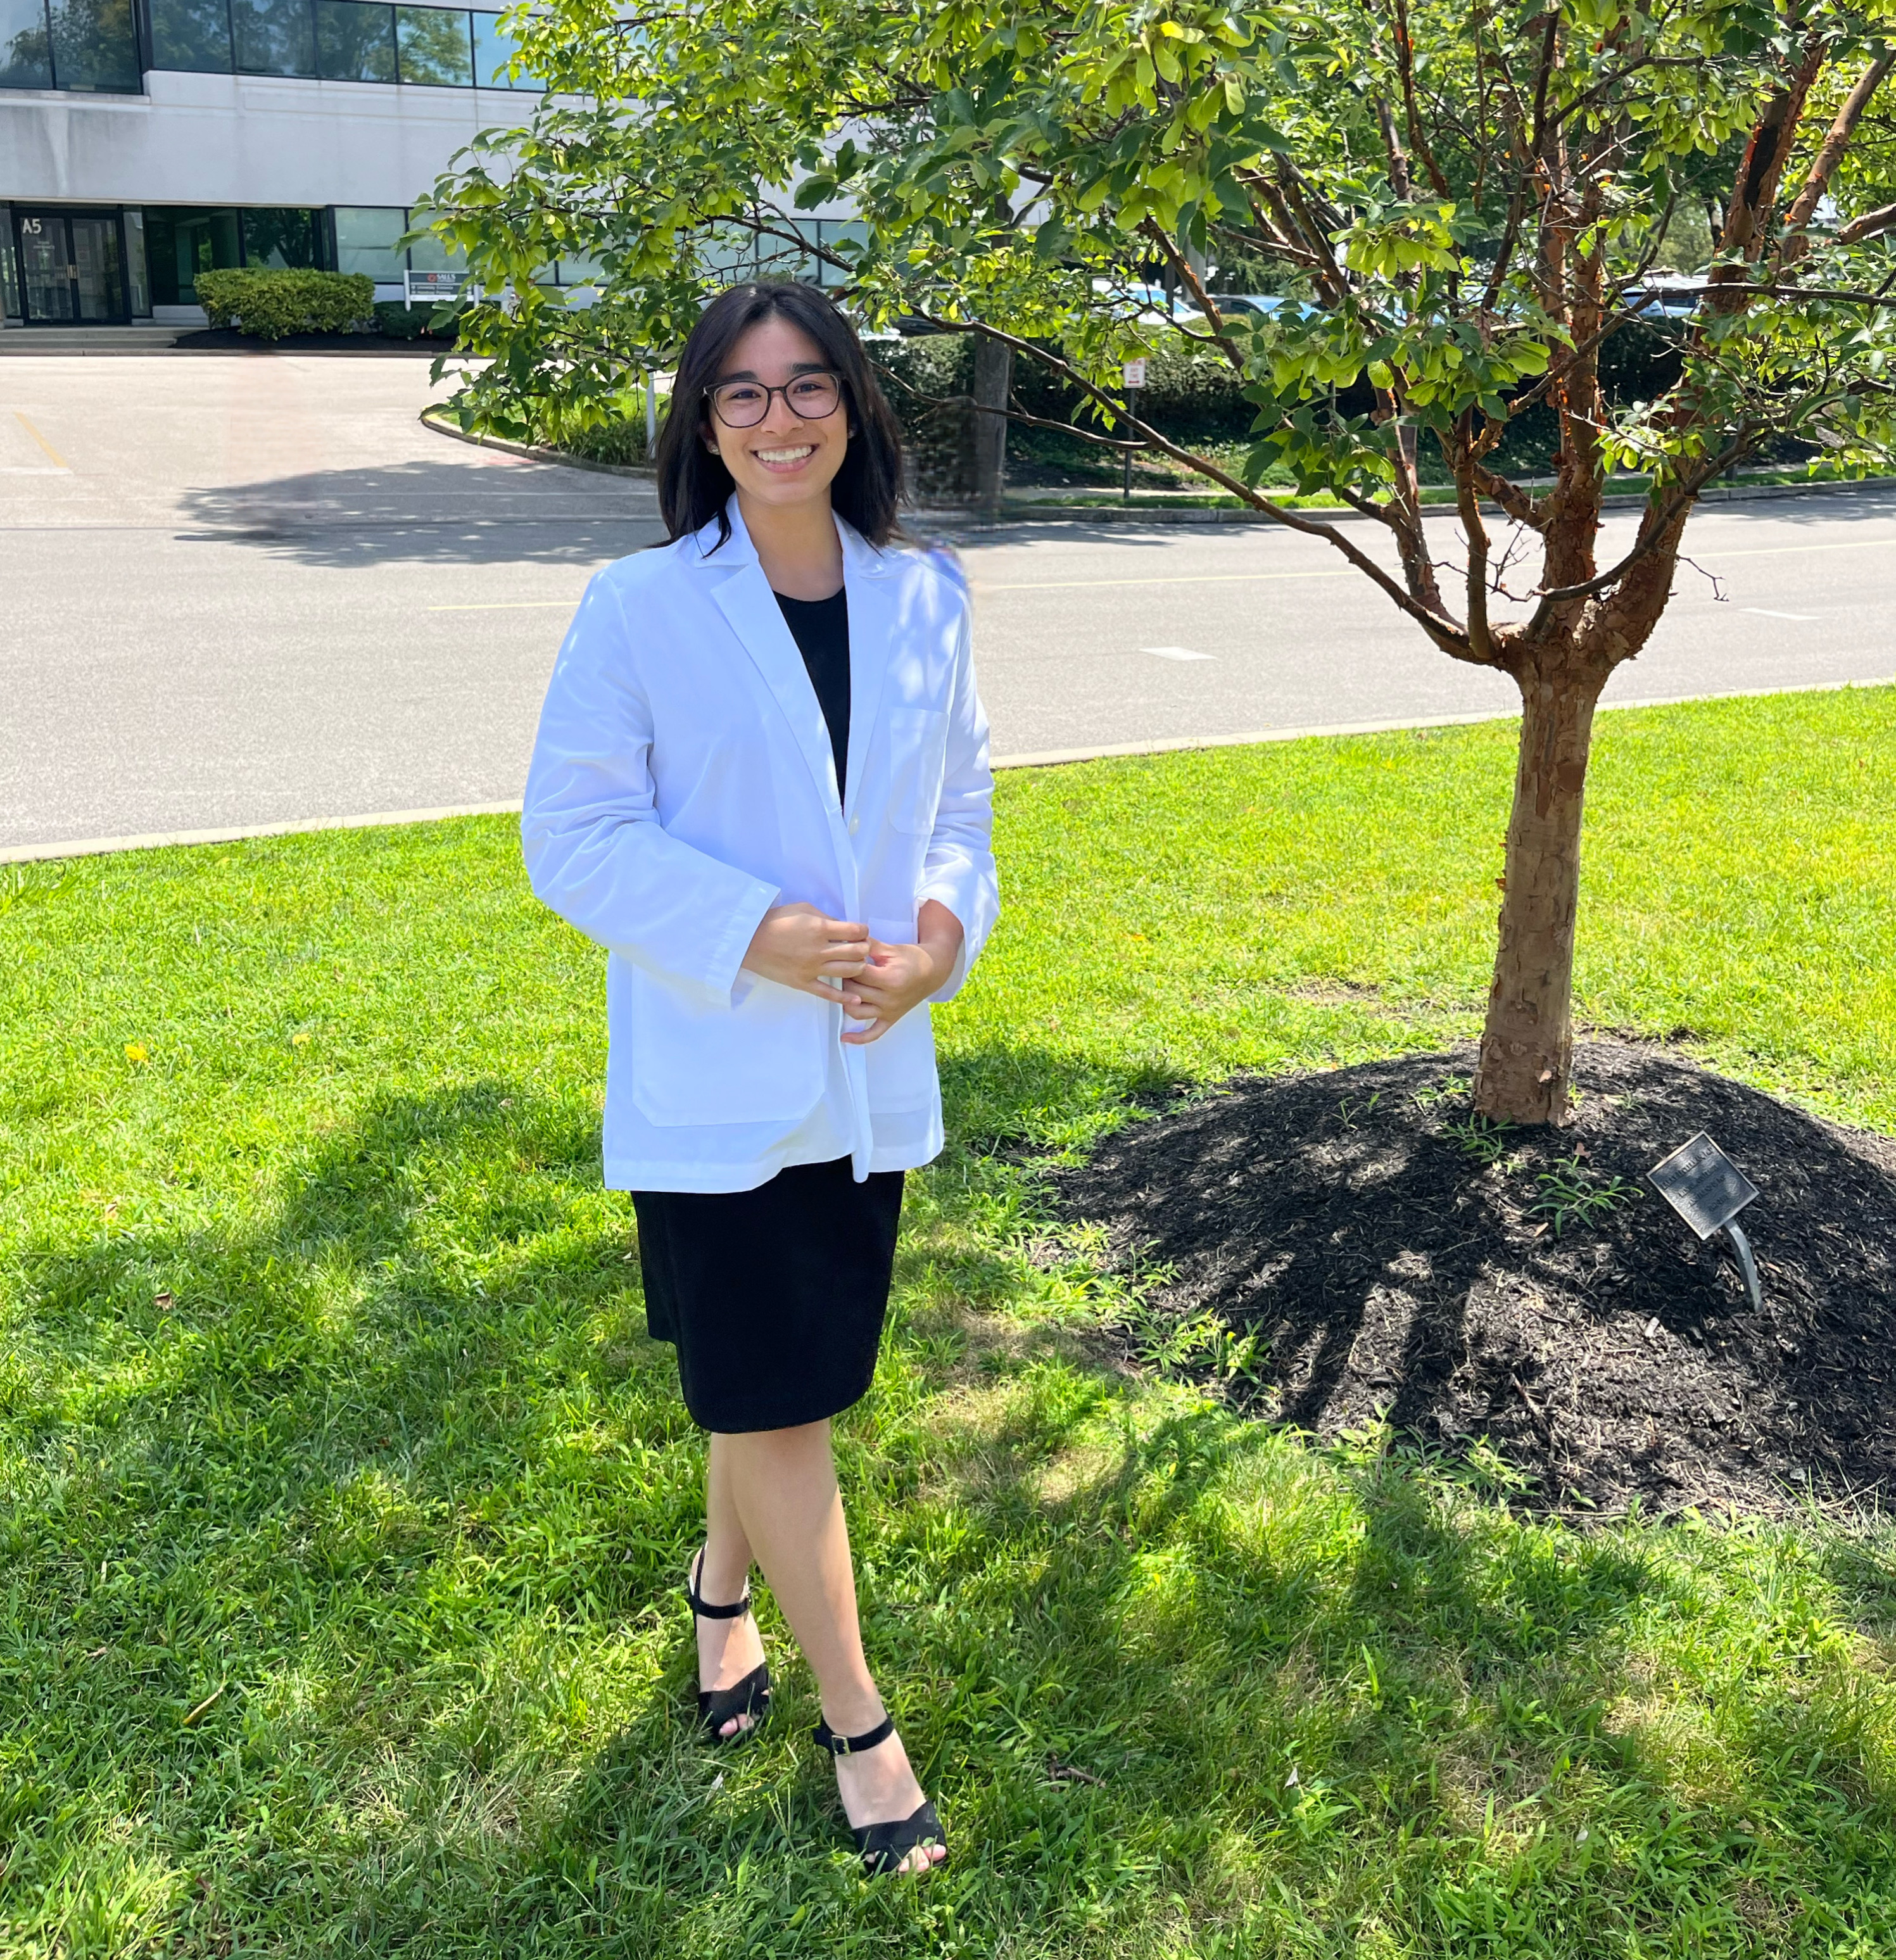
left=1045, top=1038, right=1896, bottom=1519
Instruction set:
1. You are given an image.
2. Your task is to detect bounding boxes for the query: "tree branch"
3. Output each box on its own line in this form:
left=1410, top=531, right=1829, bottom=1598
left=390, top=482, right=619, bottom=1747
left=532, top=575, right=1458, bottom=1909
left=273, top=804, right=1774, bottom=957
left=911, top=313, right=1484, bottom=659
left=1837, top=199, right=1896, bottom=247
left=1390, top=0, right=1454, bottom=197
left=1138, top=218, right=1249, bottom=374
left=1522, top=430, right=1755, bottom=628
left=1710, top=34, right=1826, bottom=293
left=1777, top=51, right=1894, bottom=272
left=1469, top=458, right=1546, bottom=529
left=1454, top=426, right=1496, bottom=664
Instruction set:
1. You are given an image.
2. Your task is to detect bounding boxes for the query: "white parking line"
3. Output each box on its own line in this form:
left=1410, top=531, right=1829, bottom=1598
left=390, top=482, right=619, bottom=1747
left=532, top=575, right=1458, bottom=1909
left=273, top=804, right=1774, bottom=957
left=428, top=599, right=578, bottom=612
left=1740, top=607, right=1819, bottom=621
left=1143, top=645, right=1215, bottom=661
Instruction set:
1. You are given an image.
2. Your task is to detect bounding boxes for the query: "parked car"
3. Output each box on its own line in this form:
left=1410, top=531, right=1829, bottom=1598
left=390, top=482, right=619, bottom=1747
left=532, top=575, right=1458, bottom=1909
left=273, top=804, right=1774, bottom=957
left=1621, top=274, right=1708, bottom=320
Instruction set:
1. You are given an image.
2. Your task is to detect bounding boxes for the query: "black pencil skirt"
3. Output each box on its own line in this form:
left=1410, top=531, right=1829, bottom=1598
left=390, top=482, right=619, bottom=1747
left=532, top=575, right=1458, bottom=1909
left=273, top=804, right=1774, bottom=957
left=630, top=1155, right=906, bottom=1434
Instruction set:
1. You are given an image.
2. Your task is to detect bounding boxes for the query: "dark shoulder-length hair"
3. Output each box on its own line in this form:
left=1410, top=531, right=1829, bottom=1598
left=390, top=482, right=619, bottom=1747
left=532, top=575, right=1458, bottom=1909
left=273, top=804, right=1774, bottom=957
left=655, top=280, right=906, bottom=551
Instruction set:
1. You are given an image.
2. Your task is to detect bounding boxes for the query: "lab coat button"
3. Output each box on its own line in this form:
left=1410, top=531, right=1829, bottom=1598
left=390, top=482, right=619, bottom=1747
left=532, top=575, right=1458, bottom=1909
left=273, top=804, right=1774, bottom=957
left=848, top=814, right=860, bottom=835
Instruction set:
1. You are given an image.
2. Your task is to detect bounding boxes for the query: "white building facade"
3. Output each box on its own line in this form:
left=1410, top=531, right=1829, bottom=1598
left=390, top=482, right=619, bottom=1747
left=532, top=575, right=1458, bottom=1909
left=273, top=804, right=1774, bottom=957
left=0, top=0, right=555, bottom=326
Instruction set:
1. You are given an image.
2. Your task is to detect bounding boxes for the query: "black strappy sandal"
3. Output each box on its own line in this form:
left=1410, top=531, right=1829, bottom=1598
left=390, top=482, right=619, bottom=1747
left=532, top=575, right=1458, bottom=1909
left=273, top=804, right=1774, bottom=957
left=812, top=1714, right=947, bottom=1876
left=685, top=1550, right=771, bottom=1743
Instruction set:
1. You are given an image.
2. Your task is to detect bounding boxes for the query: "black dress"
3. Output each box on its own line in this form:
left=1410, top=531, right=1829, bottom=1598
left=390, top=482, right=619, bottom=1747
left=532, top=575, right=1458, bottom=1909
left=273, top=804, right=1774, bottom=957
left=629, top=585, right=906, bottom=1434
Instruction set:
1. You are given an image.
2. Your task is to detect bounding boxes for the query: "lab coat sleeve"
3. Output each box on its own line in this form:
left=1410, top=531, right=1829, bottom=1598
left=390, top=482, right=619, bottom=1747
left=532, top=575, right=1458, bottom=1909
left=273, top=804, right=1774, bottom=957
left=918, top=597, right=1000, bottom=1003
left=521, top=574, right=780, bottom=1008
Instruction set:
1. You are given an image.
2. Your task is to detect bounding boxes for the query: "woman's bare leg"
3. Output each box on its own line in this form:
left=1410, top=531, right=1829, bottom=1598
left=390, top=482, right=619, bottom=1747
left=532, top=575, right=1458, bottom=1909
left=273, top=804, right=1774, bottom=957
left=715, top=1419, right=944, bottom=1872
left=693, top=1434, right=766, bottom=1737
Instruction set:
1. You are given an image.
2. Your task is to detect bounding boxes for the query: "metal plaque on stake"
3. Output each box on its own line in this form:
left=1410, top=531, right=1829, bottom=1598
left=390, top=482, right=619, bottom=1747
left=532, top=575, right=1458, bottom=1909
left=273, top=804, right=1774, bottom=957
left=1648, top=1131, right=1762, bottom=1308
left=1121, top=359, right=1146, bottom=503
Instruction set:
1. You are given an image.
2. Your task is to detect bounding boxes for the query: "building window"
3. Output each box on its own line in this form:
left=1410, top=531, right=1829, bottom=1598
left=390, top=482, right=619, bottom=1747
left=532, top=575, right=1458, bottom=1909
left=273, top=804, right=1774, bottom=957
left=231, top=0, right=316, bottom=75
left=146, top=208, right=241, bottom=305
left=130, top=0, right=541, bottom=86
left=470, top=8, right=517, bottom=86
left=125, top=206, right=151, bottom=313
left=242, top=208, right=322, bottom=268
left=1, top=0, right=138, bottom=90
left=48, top=0, right=138, bottom=87
left=0, top=206, right=22, bottom=319
left=0, top=0, right=53, bottom=87
left=149, top=0, right=232, bottom=71
left=313, top=0, right=391, bottom=79
left=393, top=1, right=467, bottom=83
left=332, top=206, right=408, bottom=282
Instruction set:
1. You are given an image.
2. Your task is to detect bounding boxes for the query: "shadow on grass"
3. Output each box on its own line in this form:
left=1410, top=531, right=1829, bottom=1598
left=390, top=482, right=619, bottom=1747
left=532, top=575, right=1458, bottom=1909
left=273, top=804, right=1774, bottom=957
left=3, top=1066, right=1893, bottom=1954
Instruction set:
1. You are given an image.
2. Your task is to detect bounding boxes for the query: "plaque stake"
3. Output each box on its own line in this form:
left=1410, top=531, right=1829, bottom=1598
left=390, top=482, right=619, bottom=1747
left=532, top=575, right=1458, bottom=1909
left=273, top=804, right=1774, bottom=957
left=1722, top=1220, right=1762, bottom=1312
left=1648, top=1132, right=1764, bottom=1310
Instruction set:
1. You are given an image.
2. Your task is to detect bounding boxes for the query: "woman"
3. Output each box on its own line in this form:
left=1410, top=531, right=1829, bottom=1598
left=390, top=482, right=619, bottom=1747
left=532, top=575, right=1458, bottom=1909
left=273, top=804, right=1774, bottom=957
left=521, top=281, right=998, bottom=1878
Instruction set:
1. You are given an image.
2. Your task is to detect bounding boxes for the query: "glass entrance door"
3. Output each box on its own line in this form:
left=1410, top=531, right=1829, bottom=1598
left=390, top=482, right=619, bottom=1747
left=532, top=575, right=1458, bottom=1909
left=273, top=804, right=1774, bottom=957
left=13, top=211, right=129, bottom=325
left=16, top=213, right=75, bottom=322
left=70, top=217, right=125, bottom=322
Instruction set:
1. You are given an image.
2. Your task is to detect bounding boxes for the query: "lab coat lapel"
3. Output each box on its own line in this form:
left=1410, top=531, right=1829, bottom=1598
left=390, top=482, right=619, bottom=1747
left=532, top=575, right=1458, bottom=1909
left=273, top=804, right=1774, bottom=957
left=703, top=501, right=845, bottom=813
left=838, top=518, right=893, bottom=822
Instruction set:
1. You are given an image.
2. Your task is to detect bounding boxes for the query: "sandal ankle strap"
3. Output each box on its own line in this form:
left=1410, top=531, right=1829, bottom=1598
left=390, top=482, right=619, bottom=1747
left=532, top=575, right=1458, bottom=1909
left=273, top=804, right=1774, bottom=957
left=812, top=1713, right=896, bottom=1757
left=685, top=1550, right=751, bottom=1621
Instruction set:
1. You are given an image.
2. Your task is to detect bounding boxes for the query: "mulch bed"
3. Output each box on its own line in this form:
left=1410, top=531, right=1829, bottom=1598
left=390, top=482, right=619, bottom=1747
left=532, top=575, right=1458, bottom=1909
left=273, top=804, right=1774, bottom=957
left=1045, top=1039, right=1896, bottom=1519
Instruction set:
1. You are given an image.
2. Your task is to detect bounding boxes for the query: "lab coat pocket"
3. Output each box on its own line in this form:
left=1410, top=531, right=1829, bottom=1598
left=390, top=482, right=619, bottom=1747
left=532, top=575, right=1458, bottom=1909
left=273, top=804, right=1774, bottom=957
left=628, top=966, right=826, bottom=1126
left=885, top=707, right=949, bottom=834
left=863, top=1000, right=937, bottom=1113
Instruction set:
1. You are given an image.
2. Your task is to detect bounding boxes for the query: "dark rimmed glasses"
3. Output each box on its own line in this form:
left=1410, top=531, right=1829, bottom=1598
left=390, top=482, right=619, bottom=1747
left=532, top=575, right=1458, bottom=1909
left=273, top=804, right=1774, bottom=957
left=705, top=370, right=844, bottom=428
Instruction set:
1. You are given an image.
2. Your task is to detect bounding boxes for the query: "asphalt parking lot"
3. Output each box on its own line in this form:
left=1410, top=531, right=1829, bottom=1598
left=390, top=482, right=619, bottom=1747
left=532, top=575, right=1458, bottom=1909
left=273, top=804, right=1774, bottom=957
left=4, top=351, right=1892, bottom=853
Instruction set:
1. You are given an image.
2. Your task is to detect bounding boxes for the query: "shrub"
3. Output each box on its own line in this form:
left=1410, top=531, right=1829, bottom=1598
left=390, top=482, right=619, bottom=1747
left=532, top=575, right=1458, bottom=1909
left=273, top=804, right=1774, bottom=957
left=873, top=319, right=1709, bottom=498
left=372, top=299, right=465, bottom=342
left=560, top=414, right=657, bottom=466
left=871, top=331, right=1258, bottom=500
left=491, top=388, right=667, bottom=467
left=194, top=269, right=375, bottom=339
left=870, top=336, right=978, bottom=500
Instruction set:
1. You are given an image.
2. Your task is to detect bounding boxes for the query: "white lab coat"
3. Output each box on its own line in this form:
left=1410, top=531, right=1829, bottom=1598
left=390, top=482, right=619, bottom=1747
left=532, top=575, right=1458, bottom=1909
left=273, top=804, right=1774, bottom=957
left=521, top=498, right=999, bottom=1192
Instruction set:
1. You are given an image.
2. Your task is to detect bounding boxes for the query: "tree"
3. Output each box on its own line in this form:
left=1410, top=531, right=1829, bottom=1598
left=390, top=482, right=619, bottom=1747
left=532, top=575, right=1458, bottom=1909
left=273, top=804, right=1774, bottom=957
left=419, top=0, right=1896, bottom=1123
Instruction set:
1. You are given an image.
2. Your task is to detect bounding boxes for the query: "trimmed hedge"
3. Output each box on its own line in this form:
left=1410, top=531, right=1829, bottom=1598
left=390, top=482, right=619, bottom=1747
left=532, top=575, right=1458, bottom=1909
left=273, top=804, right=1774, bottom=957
left=194, top=269, right=376, bottom=340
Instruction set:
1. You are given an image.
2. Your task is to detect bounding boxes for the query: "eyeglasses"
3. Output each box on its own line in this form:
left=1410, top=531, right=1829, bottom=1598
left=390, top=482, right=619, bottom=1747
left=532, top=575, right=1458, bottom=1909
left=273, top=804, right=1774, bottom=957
left=705, top=370, right=844, bottom=428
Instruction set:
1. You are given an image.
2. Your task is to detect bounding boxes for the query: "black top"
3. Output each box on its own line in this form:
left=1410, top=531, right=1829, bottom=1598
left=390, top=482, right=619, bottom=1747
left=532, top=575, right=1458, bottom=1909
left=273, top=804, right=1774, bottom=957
left=774, top=587, right=851, bottom=802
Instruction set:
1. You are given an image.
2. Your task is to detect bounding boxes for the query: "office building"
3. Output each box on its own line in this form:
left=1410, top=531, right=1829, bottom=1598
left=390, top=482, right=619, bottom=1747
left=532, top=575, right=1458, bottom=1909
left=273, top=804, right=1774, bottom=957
left=1, top=0, right=549, bottom=327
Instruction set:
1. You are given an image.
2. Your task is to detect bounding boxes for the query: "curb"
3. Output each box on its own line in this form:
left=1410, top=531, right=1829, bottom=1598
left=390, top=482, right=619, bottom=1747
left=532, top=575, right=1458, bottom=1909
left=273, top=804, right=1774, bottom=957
left=0, top=801, right=522, bottom=866
left=6, top=677, right=1887, bottom=866
left=994, top=676, right=1892, bottom=772
left=415, top=408, right=1893, bottom=525
left=420, top=408, right=659, bottom=482
left=941, top=474, right=1896, bottom=531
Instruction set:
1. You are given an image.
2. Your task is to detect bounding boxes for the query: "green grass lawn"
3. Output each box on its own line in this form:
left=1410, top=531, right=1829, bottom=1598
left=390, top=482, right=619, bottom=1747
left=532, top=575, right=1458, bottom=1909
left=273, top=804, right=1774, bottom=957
left=3, top=685, right=1893, bottom=1957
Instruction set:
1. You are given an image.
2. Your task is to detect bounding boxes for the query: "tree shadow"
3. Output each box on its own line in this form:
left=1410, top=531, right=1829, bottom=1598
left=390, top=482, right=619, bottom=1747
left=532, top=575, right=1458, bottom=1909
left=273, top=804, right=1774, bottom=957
left=174, top=461, right=665, bottom=570
left=6, top=1046, right=1895, bottom=1951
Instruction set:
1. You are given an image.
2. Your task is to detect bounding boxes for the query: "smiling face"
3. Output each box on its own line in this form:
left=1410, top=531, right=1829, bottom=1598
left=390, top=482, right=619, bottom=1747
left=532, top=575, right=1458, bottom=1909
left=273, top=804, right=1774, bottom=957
left=703, top=313, right=851, bottom=514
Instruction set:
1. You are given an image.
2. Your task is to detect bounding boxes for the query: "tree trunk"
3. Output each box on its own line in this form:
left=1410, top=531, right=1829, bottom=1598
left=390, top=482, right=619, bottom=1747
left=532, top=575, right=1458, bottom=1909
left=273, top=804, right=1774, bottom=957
left=1472, top=656, right=1607, bottom=1125
left=971, top=334, right=1011, bottom=517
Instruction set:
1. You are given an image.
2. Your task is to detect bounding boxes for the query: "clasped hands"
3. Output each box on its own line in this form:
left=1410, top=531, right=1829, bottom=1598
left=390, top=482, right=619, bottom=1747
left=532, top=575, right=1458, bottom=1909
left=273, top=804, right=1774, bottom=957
left=741, top=900, right=963, bottom=1044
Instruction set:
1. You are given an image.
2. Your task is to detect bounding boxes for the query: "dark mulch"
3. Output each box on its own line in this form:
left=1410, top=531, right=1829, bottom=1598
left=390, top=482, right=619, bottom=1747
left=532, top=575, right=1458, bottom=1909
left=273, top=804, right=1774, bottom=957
left=172, top=330, right=450, bottom=355
left=1046, top=1039, right=1896, bottom=1519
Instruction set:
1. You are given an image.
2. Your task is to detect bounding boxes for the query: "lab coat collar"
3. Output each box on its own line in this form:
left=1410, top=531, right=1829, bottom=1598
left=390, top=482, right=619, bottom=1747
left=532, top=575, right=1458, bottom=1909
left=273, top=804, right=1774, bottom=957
left=685, top=494, right=888, bottom=579
left=697, top=497, right=895, bottom=823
